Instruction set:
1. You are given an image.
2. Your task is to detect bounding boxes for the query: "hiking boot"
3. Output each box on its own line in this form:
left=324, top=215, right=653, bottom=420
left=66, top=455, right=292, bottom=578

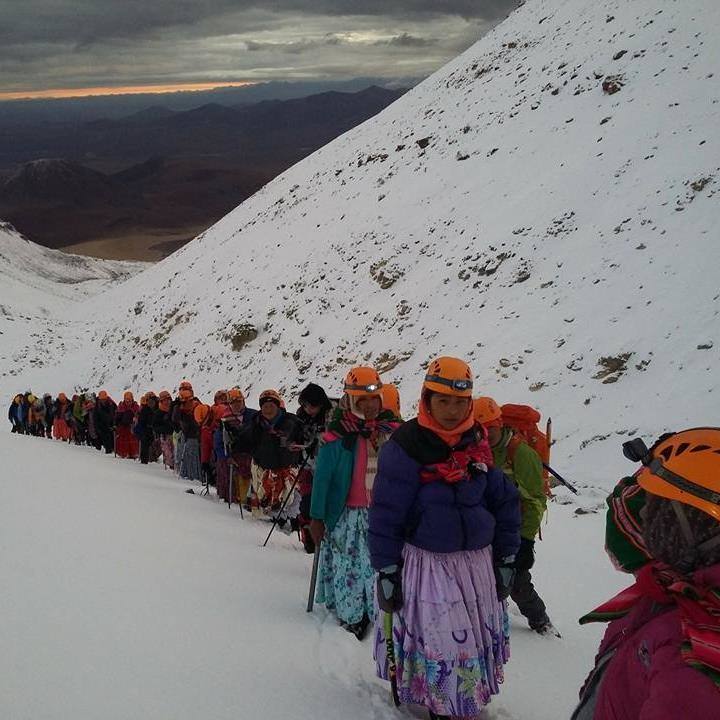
left=533, top=620, right=561, bottom=638
left=301, top=527, right=315, bottom=555
left=428, top=712, right=451, bottom=720
left=345, top=614, right=370, bottom=641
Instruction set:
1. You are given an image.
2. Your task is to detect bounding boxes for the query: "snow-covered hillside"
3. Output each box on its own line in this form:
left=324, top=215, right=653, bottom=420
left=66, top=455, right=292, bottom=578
left=6, top=0, right=720, bottom=492
left=0, top=222, right=146, bottom=383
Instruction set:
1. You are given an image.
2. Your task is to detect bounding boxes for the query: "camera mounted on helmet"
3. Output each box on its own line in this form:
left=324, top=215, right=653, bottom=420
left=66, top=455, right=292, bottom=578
left=622, top=437, right=652, bottom=465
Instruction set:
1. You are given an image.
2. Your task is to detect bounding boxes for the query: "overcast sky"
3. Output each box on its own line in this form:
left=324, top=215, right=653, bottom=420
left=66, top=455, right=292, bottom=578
left=0, top=1, right=517, bottom=97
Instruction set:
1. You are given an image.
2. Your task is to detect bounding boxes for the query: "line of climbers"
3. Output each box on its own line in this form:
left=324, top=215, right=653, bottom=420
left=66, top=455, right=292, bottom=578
left=7, top=357, right=720, bottom=720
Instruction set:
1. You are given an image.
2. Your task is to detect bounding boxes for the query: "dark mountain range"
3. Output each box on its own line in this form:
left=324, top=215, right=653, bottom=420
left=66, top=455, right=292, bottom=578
left=0, top=85, right=406, bottom=258
left=0, top=77, right=414, bottom=125
left=1, top=158, right=124, bottom=204
left=0, top=85, right=404, bottom=166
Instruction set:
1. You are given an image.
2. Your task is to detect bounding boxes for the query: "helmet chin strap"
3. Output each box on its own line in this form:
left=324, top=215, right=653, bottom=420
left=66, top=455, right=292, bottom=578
left=671, top=500, right=720, bottom=573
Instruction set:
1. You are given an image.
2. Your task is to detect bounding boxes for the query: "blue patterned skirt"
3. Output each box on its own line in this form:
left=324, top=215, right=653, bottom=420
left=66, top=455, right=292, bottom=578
left=315, top=507, right=375, bottom=625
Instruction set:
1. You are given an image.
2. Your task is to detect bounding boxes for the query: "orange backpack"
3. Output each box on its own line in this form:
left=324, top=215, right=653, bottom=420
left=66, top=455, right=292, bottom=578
left=501, top=404, right=553, bottom=497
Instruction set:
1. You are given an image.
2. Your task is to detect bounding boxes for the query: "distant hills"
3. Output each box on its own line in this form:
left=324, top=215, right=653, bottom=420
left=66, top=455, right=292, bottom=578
left=0, top=85, right=405, bottom=258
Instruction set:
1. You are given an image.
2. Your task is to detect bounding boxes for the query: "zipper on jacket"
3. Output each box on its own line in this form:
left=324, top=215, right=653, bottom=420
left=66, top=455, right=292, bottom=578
left=452, top=485, right=468, bottom=550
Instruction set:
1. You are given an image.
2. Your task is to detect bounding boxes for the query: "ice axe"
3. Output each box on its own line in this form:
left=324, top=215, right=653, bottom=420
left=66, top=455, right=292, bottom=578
left=543, top=463, right=579, bottom=495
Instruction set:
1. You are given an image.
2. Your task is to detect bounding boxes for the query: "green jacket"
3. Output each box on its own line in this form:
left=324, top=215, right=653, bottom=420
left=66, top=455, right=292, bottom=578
left=310, top=436, right=357, bottom=531
left=492, top=427, right=546, bottom=540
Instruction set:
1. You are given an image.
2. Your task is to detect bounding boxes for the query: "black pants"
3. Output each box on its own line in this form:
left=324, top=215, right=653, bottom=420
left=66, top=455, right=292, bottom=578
left=511, top=568, right=548, bottom=628
left=99, top=429, right=114, bottom=454
left=140, top=436, right=153, bottom=464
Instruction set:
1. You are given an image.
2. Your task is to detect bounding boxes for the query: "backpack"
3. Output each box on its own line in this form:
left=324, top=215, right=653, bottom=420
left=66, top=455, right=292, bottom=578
left=501, top=403, right=553, bottom=497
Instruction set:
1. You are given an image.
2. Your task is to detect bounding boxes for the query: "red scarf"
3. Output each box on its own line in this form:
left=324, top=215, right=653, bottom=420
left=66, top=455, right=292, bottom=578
left=419, top=438, right=493, bottom=484
left=323, top=408, right=399, bottom=451
left=581, top=562, right=720, bottom=687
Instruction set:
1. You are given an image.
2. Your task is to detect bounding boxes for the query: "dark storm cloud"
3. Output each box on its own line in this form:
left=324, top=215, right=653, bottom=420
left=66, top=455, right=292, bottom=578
left=380, top=33, right=438, bottom=48
left=0, top=1, right=516, bottom=43
left=0, top=1, right=519, bottom=93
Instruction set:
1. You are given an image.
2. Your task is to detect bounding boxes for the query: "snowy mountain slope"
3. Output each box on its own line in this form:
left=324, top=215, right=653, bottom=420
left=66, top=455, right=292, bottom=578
left=8, top=0, right=720, bottom=492
left=0, top=222, right=146, bottom=384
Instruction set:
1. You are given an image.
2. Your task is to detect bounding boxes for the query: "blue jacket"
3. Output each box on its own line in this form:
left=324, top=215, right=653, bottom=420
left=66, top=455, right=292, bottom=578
left=310, top=436, right=357, bottom=531
left=369, top=420, right=521, bottom=570
left=8, top=401, right=21, bottom=426
left=213, top=408, right=258, bottom=459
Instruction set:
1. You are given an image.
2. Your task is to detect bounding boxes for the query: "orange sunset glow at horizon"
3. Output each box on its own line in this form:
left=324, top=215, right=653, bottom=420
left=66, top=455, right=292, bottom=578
left=0, top=81, right=256, bottom=102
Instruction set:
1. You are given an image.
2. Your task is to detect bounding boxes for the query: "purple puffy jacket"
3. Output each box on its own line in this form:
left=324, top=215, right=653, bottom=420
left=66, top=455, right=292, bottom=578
left=574, top=563, right=720, bottom=720
left=369, top=420, right=521, bottom=570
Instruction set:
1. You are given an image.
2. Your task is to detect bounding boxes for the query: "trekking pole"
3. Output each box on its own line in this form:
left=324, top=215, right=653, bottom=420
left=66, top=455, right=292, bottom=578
left=237, top=466, right=244, bottom=519
left=306, top=543, right=321, bottom=612
left=221, top=420, right=234, bottom=509
left=383, top=611, right=401, bottom=707
left=543, top=463, right=579, bottom=495
left=262, top=453, right=310, bottom=547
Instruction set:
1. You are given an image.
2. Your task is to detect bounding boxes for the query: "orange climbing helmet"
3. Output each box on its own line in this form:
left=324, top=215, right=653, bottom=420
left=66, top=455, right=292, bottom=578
left=344, top=367, right=382, bottom=397
left=473, top=396, right=502, bottom=425
left=178, top=380, right=194, bottom=401
left=423, top=357, right=473, bottom=397
left=630, top=428, right=720, bottom=521
left=380, top=383, right=401, bottom=417
left=227, top=387, right=245, bottom=403
left=258, top=389, right=283, bottom=407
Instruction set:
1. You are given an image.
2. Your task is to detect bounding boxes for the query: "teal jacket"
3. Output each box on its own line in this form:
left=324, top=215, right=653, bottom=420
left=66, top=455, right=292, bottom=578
left=310, top=436, right=358, bottom=531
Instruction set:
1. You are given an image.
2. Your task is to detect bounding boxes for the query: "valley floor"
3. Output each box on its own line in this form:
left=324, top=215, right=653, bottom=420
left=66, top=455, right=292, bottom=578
left=61, top=224, right=208, bottom=262
left=0, top=431, right=625, bottom=720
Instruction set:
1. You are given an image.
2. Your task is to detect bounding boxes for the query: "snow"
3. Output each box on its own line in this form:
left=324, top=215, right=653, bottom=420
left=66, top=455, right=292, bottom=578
left=0, top=431, right=626, bottom=720
left=0, top=222, right=146, bottom=385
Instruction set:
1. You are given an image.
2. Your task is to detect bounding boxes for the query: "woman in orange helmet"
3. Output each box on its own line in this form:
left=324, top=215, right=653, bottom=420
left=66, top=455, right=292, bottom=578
left=310, top=367, right=401, bottom=640
left=153, top=391, right=175, bottom=469
left=172, top=381, right=202, bottom=481
left=115, top=391, right=140, bottom=459
left=94, top=391, right=117, bottom=454
left=137, top=392, right=160, bottom=464
left=369, top=357, right=521, bottom=719
left=52, top=392, right=73, bottom=441
left=215, top=388, right=257, bottom=507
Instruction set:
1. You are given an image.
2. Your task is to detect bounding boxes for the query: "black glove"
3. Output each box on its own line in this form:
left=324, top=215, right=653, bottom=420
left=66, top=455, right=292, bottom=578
left=377, top=564, right=403, bottom=613
left=494, top=556, right=516, bottom=601
left=514, top=538, right=536, bottom=571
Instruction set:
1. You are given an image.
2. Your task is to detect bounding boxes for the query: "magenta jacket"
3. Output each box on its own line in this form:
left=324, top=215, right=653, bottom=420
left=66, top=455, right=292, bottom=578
left=574, top=564, right=720, bottom=719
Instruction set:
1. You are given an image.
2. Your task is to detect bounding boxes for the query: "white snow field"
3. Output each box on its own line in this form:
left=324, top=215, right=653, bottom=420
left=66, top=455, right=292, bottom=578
left=0, top=431, right=625, bottom=720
